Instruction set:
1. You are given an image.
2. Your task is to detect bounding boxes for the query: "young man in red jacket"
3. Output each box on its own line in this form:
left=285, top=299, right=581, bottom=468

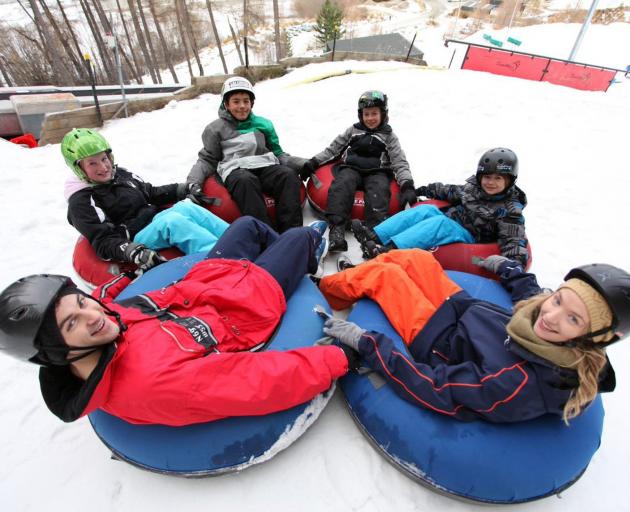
left=0, top=217, right=352, bottom=426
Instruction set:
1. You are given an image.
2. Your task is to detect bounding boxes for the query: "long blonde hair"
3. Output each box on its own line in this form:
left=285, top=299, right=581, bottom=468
left=513, top=294, right=608, bottom=424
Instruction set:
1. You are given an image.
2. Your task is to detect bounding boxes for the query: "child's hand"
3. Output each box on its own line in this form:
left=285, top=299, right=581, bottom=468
left=415, top=185, right=429, bottom=198
left=323, top=317, right=365, bottom=351
left=399, top=180, right=417, bottom=207
left=299, top=158, right=318, bottom=181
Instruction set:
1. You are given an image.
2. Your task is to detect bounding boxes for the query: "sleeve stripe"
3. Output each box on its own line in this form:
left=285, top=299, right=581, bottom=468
left=366, top=333, right=529, bottom=417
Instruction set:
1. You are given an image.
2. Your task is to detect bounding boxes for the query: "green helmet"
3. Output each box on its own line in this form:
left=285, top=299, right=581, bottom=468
left=61, top=128, right=113, bottom=181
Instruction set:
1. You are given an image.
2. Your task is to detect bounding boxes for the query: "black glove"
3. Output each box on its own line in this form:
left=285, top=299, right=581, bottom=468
left=336, top=343, right=361, bottom=372
left=399, top=180, right=417, bottom=208
left=177, top=182, right=204, bottom=203
left=472, top=255, right=513, bottom=274
left=123, top=242, right=167, bottom=271
left=415, top=185, right=429, bottom=198
left=299, top=158, right=318, bottom=182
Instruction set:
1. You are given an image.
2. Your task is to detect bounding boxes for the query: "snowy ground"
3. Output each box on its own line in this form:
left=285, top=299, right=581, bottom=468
left=2, top=17, right=630, bottom=512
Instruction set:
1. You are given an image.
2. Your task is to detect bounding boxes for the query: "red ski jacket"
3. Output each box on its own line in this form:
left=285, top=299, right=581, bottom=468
left=39, top=259, right=348, bottom=425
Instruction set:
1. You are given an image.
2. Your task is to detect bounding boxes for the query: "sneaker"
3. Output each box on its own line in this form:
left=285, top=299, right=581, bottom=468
left=308, top=220, right=328, bottom=238
left=350, top=219, right=379, bottom=246
left=336, top=255, right=355, bottom=272
left=363, top=240, right=390, bottom=259
left=329, top=225, right=348, bottom=252
left=313, top=233, right=329, bottom=269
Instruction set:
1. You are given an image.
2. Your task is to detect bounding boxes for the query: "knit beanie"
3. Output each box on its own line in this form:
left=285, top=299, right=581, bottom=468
left=34, top=285, right=82, bottom=365
left=559, top=278, right=614, bottom=343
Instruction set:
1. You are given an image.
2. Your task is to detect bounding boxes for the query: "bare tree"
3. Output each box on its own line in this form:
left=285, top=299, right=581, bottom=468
left=55, top=0, right=90, bottom=81
left=136, top=0, right=161, bottom=83
left=79, top=0, right=117, bottom=83
left=115, top=0, right=143, bottom=83
left=205, top=0, right=227, bottom=73
left=147, top=0, right=177, bottom=82
left=180, top=0, right=203, bottom=75
left=174, top=0, right=193, bottom=79
left=227, top=17, right=244, bottom=66
left=127, top=0, right=158, bottom=83
left=0, top=55, right=14, bottom=86
left=272, top=0, right=281, bottom=61
left=38, top=0, right=83, bottom=83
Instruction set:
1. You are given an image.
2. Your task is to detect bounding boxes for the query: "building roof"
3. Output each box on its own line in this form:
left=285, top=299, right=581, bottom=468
left=325, top=33, right=424, bottom=59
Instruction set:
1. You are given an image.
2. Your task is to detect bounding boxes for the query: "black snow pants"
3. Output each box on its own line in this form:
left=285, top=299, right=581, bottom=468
left=325, top=166, right=391, bottom=228
left=225, top=164, right=303, bottom=233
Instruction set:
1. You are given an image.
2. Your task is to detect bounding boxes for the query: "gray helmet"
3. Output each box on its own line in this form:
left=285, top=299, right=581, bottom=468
left=476, top=148, right=518, bottom=186
left=0, top=275, right=72, bottom=364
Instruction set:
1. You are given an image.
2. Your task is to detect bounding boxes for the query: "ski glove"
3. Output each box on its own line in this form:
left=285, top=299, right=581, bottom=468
left=473, top=255, right=513, bottom=274
left=177, top=182, right=205, bottom=204
left=123, top=242, right=167, bottom=271
left=300, top=158, right=319, bottom=182
left=399, top=180, right=417, bottom=208
left=323, top=317, right=365, bottom=351
left=336, top=343, right=361, bottom=372
left=415, top=185, right=429, bottom=198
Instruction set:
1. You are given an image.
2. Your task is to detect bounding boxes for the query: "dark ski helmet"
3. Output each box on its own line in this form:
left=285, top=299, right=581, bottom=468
left=476, top=148, right=518, bottom=187
left=564, top=263, right=630, bottom=346
left=221, top=76, right=255, bottom=105
left=358, top=90, right=388, bottom=113
left=0, top=275, right=73, bottom=364
left=61, top=128, right=113, bottom=182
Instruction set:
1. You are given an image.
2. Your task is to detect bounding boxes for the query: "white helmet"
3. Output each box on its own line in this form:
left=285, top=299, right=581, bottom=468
left=221, top=76, right=255, bottom=103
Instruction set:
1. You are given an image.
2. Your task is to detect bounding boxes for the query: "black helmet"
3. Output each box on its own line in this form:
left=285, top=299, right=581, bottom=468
left=477, top=148, right=518, bottom=186
left=0, top=275, right=72, bottom=364
left=358, top=90, right=388, bottom=112
left=564, top=263, right=630, bottom=346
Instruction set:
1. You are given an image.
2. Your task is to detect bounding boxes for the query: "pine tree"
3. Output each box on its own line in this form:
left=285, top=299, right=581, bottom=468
left=314, top=0, right=345, bottom=48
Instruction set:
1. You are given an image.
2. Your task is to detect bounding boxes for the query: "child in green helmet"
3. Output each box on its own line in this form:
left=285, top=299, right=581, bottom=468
left=62, top=128, right=229, bottom=272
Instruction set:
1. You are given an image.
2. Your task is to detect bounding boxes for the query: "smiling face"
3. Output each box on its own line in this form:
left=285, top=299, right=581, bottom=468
left=362, top=106, right=382, bottom=129
left=55, top=294, right=120, bottom=354
left=480, top=173, right=508, bottom=195
left=533, top=288, right=590, bottom=343
left=79, top=151, right=114, bottom=183
left=225, top=92, right=252, bottom=121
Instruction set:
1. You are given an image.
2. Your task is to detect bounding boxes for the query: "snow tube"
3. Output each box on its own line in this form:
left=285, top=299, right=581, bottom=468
left=306, top=162, right=402, bottom=220
left=72, top=236, right=183, bottom=288
left=201, top=175, right=306, bottom=223
left=341, top=271, right=604, bottom=504
left=88, top=252, right=335, bottom=476
left=416, top=200, right=532, bottom=279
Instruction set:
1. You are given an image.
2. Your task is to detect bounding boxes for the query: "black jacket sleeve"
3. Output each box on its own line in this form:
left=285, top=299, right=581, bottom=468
left=67, top=190, right=133, bottom=261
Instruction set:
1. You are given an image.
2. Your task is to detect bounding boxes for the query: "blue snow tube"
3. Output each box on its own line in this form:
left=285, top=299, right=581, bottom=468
left=341, top=270, right=605, bottom=504
left=88, top=253, right=335, bottom=476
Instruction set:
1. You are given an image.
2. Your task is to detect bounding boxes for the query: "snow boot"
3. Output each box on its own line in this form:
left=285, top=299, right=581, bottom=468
left=363, top=240, right=391, bottom=260
left=350, top=219, right=379, bottom=246
left=328, top=225, right=348, bottom=252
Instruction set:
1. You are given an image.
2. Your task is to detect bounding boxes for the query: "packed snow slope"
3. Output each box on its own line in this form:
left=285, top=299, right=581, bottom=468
left=1, top=31, right=630, bottom=512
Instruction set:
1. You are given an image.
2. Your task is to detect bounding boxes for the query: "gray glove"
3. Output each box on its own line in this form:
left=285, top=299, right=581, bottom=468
left=473, top=255, right=511, bottom=274
left=123, top=242, right=167, bottom=271
left=323, top=317, right=365, bottom=351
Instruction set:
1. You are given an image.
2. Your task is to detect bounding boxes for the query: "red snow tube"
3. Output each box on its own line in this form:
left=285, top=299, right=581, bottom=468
left=201, top=175, right=307, bottom=223
left=417, top=200, right=533, bottom=280
left=72, top=236, right=183, bottom=288
left=306, top=162, right=402, bottom=220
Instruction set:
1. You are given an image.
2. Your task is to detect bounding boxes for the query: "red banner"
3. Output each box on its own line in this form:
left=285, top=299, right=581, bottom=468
left=462, top=46, right=548, bottom=81
left=461, top=45, right=615, bottom=92
left=543, top=61, right=615, bottom=92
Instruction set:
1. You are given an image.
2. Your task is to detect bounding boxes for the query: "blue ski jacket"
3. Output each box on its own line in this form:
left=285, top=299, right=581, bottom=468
left=356, top=263, right=616, bottom=423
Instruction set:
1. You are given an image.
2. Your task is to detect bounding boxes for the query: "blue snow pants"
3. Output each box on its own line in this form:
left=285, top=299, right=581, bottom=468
left=134, top=199, right=229, bottom=255
left=206, top=216, right=320, bottom=300
left=374, top=205, right=475, bottom=249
